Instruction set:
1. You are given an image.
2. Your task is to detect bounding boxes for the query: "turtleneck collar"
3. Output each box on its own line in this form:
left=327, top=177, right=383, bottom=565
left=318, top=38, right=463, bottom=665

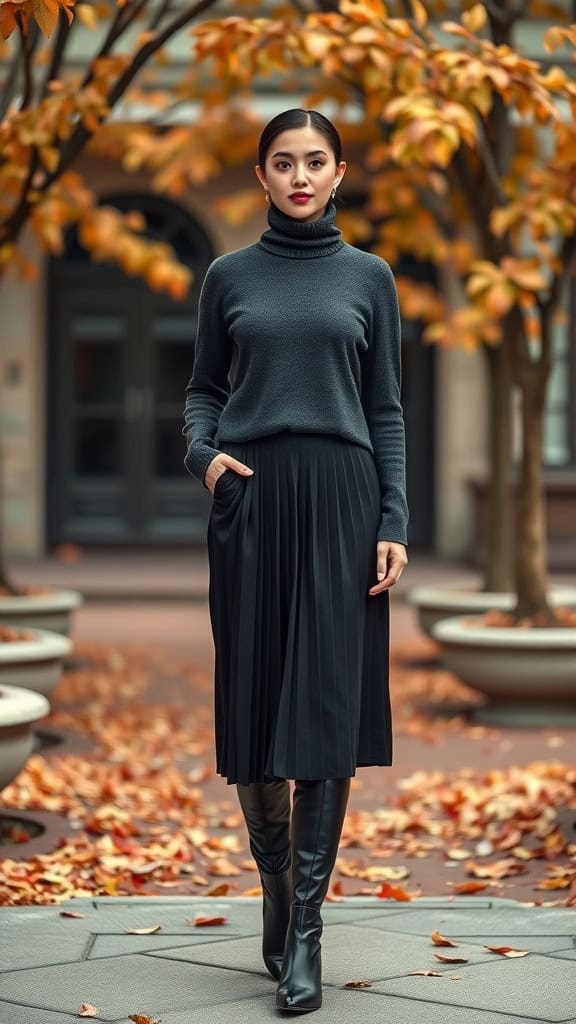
left=257, top=197, right=344, bottom=259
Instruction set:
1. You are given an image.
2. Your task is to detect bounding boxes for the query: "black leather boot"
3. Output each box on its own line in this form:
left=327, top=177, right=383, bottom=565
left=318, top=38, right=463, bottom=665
left=236, top=780, right=292, bottom=980
left=276, top=777, right=351, bottom=1013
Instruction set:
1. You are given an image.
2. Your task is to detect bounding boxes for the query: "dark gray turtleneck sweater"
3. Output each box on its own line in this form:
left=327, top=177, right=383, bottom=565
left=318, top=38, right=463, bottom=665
left=182, top=199, right=409, bottom=546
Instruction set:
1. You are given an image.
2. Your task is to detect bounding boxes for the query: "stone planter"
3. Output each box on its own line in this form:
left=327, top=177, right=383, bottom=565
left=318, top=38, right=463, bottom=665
left=0, top=684, right=50, bottom=791
left=0, top=629, right=72, bottom=697
left=407, top=584, right=576, bottom=639
left=0, top=589, right=83, bottom=636
left=431, top=614, right=576, bottom=725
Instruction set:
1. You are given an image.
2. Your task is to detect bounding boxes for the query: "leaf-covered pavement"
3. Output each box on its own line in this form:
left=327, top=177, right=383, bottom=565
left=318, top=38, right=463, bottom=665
left=1, top=641, right=575, bottom=907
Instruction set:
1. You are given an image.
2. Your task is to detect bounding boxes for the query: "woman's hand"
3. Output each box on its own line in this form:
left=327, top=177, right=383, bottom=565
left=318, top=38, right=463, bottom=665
left=368, top=540, right=408, bottom=595
left=204, top=455, right=254, bottom=495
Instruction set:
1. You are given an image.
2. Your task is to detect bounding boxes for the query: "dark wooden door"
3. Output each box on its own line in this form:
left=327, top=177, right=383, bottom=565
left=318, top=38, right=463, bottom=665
left=47, top=194, right=215, bottom=546
left=47, top=281, right=215, bottom=544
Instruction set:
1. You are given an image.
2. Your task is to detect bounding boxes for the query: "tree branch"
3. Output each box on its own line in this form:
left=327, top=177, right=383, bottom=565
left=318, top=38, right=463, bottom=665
left=40, top=6, right=74, bottom=99
left=0, top=0, right=221, bottom=250
left=16, top=14, right=39, bottom=110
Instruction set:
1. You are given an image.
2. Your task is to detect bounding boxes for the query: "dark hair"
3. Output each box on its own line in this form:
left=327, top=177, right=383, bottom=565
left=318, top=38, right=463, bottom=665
left=257, top=108, right=342, bottom=169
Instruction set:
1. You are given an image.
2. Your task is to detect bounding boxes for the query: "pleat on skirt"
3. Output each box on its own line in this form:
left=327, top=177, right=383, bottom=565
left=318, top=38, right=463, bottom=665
left=206, top=431, right=392, bottom=785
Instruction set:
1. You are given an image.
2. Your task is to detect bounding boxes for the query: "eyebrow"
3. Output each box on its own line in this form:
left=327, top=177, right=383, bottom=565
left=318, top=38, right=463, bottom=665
left=271, top=150, right=328, bottom=158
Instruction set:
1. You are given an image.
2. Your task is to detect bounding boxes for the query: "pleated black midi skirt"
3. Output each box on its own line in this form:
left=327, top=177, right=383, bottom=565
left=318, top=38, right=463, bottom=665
left=206, top=431, right=392, bottom=785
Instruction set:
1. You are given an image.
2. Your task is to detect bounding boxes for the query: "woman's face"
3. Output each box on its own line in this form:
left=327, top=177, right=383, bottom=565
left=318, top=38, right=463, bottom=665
left=255, top=124, right=346, bottom=222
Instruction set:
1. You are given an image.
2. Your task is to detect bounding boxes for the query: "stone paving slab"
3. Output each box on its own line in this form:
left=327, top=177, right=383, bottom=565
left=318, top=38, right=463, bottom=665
left=142, top=991, right=561, bottom=1024
left=146, top=922, right=539, bottom=983
left=548, top=947, right=576, bottom=960
left=0, top=896, right=574, bottom=1023
left=0, top=956, right=271, bottom=1020
left=0, top=1003, right=80, bottom=1024
left=372, top=953, right=576, bottom=1023
left=363, top=905, right=576, bottom=937
left=89, top=932, right=231, bottom=958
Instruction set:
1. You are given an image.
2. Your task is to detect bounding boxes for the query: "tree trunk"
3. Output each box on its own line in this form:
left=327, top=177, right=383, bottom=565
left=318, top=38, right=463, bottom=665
left=513, top=368, right=554, bottom=622
left=482, top=342, right=513, bottom=593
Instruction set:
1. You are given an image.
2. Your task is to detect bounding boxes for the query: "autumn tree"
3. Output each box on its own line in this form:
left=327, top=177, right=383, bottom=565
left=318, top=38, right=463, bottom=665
left=0, top=0, right=251, bottom=592
left=2, top=0, right=576, bottom=625
left=147, top=0, right=575, bottom=622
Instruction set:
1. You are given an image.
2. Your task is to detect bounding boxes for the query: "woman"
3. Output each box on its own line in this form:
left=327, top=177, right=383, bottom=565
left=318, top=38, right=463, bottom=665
left=182, top=108, right=409, bottom=1014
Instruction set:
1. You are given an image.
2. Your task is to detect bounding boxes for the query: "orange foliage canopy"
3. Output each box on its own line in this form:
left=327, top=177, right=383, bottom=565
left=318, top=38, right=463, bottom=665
left=0, top=0, right=74, bottom=40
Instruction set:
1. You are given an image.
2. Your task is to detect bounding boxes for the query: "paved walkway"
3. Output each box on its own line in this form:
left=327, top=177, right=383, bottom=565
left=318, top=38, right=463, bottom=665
left=2, top=554, right=575, bottom=1021
left=0, top=895, right=575, bottom=1022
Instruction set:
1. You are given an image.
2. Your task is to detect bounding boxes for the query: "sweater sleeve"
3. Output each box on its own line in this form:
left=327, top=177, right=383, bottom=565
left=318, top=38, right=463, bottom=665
left=361, top=261, right=409, bottom=547
left=182, top=259, right=231, bottom=487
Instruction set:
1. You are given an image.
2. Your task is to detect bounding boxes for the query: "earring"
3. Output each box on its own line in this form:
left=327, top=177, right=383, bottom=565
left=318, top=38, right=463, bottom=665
left=331, top=187, right=337, bottom=199
left=264, top=190, right=270, bottom=203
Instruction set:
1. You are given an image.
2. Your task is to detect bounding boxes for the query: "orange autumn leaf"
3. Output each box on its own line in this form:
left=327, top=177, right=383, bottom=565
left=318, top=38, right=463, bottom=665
left=206, top=858, right=242, bottom=877
left=128, top=1016, right=161, bottom=1024
left=189, top=915, right=228, bottom=927
left=207, top=883, right=230, bottom=896
left=534, top=877, right=571, bottom=890
left=241, top=886, right=263, bottom=896
left=431, top=930, right=458, bottom=947
left=409, top=969, right=444, bottom=977
left=376, top=882, right=413, bottom=901
left=434, top=953, right=469, bottom=963
left=484, top=945, right=530, bottom=957
left=79, top=1005, right=99, bottom=1018
left=450, top=880, right=490, bottom=894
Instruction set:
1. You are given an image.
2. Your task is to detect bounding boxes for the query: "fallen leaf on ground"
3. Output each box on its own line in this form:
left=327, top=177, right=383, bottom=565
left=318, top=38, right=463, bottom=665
left=484, top=945, right=529, bottom=957
left=431, top=930, right=458, bottom=947
left=409, top=969, right=444, bottom=976
left=79, top=1005, right=99, bottom=1017
left=207, top=883, right=230, bottom=896
left=449, top=880, right=490, bottom=894
left=534, top=877, right=571, bottom=890
left=188, top=915, right=228, bottom=927
left=125, top=925, right=162, bottom=935
left=376, top=882, right=413, bottom=901
left=434, top=953, right=469, bottom=963
left=206, top=858, right=242, bottom=877
left=128, top=1015, right=161, bottom=1024
left=344, top=980, right=373, bottom=988
left=59, top=910, right=85, bottom=918
left=465, top=858, right=527, bottom=879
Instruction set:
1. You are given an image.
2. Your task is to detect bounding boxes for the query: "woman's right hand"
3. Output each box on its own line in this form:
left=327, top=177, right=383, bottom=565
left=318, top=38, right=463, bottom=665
left=204, top=455, right=254, bottom=495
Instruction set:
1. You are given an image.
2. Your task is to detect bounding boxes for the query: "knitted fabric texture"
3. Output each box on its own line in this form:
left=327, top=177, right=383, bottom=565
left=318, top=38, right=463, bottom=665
left=182, top=198, right=409, bottom=546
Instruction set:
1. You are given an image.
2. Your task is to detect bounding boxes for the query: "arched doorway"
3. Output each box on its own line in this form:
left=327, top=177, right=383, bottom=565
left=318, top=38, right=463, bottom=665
left=47, top=192, right=215, bottom=545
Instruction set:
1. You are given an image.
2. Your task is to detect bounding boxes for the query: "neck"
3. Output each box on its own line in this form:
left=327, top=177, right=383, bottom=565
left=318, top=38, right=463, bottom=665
left=257, top=198, right=344, bottom=259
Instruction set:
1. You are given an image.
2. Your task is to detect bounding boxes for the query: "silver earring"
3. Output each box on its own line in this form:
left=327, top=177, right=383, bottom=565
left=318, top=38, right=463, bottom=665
left=331, top=187, right=337, bottom=198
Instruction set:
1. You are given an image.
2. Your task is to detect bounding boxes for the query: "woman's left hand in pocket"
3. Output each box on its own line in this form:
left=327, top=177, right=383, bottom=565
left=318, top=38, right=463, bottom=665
left=368, top=541, right=408, bottom=595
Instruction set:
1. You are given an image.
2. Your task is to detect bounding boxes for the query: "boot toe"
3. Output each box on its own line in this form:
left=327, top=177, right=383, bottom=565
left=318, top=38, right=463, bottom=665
left=276, top=982, right=322, bottom=1012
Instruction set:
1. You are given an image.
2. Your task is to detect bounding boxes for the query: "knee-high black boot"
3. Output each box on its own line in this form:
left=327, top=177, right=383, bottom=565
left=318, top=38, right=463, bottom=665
left=276, top=777, right=351, bottom=1013
left=236, top=780, right=292, bottom=980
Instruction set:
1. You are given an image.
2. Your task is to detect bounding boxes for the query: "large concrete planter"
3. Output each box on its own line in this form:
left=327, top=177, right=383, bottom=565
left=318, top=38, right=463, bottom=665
left=408, top=585, right=576, bottom=639
left=0, top=630, right=72, bottom=697
left=0, top=589, right=83, bottom=636
left=0, top=685, right=50, bottom=791
left=431, top=614, right=576, bottom=725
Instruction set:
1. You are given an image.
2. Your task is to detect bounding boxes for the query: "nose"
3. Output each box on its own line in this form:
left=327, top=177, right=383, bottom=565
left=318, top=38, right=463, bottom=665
left=292, top=166, right=309, bottom=187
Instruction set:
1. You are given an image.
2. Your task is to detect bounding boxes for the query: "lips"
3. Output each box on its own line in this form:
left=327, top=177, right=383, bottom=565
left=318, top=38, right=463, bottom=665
left=290, top=193, right=313, bottom=198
